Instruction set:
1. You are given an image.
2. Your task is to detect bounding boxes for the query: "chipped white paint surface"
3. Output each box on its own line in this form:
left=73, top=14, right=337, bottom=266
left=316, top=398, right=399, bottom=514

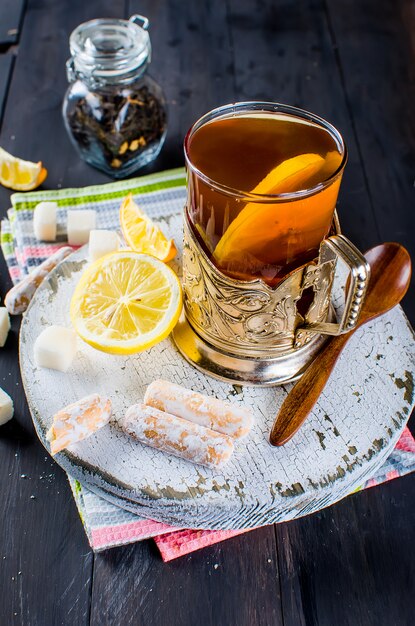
left=20, top=211, right=415, bottom=530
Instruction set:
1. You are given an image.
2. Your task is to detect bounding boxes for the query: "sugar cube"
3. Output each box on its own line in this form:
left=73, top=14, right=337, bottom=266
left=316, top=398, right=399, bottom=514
left=34, top=325, right=77, bottom=372
left=67, top=210, right=96, bottom=246
left=88, top=230, right=119, bottom=262
left=33, top=201, right=57, bottom=241
left=0, top=307, right=11, bottom=347
left=0, top=387, right=13, bottom=425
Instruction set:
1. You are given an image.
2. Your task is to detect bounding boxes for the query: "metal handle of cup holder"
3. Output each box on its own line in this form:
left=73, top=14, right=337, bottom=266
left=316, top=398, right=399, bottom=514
left=303, top=234, right=370, bottom=336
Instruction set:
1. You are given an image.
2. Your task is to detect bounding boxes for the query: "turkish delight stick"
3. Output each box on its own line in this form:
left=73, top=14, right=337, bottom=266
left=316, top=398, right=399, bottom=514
left=144, top=380, right=253, bottom=439
left=47, top=394, right=112, bottom=455
left=119, top=404, right=234, bottom=469
left=5, top=246, right=73, bottom=315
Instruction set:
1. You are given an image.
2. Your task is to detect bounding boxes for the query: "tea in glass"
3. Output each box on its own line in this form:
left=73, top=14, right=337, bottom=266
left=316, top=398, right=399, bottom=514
left=185, top=103, right=346, bottom=286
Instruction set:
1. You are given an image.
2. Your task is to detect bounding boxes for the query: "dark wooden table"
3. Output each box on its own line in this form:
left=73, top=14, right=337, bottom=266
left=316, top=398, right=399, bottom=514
left=0, top=1, right=414, bottom=624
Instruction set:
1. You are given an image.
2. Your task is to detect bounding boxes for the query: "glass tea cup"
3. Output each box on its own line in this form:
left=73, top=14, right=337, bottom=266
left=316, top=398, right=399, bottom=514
left=174, top=102, right=369, bottom=385
left=184, top=102, right=347, bottom=285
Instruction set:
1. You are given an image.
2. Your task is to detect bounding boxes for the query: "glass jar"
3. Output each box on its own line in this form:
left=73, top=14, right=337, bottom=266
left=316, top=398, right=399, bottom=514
left=62, top=15, right=167, bottom=178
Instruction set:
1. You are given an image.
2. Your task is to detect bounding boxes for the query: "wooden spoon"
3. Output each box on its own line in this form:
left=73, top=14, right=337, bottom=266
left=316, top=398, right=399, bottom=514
left=269, top=242, right=412, bottom=446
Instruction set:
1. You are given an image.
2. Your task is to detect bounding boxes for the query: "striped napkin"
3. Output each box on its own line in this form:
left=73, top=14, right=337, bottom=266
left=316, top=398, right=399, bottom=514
left=1, top=167, right=186, bottom=284
left=2, top=167, right=414, bottom=561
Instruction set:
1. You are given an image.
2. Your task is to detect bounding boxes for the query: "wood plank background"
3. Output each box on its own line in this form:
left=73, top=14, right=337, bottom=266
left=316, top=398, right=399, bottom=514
left=0, top=0, right=26, bottom=47
left=0, top=55, right=13, bottom=122
left=0, top=1, right=414, bottom=624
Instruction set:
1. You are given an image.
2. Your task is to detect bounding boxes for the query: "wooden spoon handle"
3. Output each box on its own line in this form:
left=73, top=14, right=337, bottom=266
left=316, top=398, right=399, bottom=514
left=269, top=329, right=356, bottom=446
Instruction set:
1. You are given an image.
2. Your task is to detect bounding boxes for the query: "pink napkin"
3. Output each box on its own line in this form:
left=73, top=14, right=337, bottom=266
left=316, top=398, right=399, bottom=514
left=154, top=528, right=251, bottom=561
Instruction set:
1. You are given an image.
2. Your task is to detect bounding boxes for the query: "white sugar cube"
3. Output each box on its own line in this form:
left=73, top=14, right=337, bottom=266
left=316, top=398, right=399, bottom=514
left=33, top=201, right=57, bottom=241
left=67, top=210, right=96, bottom=246
left=0, top=307, right=11, bottom=347
left=0, top=387, right=13, bottom=425
left=34, top=325, right=77, bottom=372
left=89, top=230, right=119, bottom=262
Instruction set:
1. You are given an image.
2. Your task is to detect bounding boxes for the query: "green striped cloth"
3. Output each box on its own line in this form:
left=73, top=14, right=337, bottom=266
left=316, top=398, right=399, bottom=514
left=1, top=167, right=186, bottom=283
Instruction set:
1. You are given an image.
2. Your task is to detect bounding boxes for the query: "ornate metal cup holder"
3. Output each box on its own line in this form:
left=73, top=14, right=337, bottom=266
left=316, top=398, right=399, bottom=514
left=173, top=212, right=370, bottom=386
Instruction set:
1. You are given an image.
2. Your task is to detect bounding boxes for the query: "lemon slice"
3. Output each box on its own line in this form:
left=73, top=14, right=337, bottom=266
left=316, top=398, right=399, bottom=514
left=250, top=153, right=325, bottom=195
left=120, top=194, right=177, bottom=262
left=70, top=251, right=182, bottom=355
left=0, top=146, right=47, bottom=191
left=214, top=153, right=325, bottom=264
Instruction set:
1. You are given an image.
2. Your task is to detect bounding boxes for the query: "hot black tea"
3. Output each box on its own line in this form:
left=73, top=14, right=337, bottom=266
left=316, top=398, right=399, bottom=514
left=186, top=111, right=344, bottom=285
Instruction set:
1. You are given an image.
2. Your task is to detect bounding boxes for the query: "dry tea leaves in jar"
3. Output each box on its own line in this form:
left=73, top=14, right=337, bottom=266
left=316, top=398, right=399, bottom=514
left=63, top=15, right=167, bottom=178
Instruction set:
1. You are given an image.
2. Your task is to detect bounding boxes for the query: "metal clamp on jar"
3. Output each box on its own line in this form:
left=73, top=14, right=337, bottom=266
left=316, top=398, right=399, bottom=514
left=63, top=15, right=167, bottom=178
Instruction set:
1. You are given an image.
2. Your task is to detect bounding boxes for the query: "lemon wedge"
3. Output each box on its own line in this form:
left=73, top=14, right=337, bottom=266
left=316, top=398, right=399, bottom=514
left=70, top=251, right=182, bottom=355
left=250, top=153, right=325, bottom=195
left=214, top=153, right=325, bottom=264
left=120, top=194, right=177, bottom=262
left=0, top=146, right=47, bottom=191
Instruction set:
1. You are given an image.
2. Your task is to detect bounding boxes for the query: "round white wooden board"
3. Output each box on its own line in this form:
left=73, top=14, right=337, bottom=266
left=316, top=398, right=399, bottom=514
left=20, top=213, right=415, bottom=530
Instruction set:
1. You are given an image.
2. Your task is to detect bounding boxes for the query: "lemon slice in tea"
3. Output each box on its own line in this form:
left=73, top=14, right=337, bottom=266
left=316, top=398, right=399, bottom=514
left=214, top=153, right=325, bottom=264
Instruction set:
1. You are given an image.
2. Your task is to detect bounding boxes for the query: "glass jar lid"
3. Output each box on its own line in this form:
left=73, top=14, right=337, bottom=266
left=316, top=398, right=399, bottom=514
left=69, top=15, right=151, bottom=84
